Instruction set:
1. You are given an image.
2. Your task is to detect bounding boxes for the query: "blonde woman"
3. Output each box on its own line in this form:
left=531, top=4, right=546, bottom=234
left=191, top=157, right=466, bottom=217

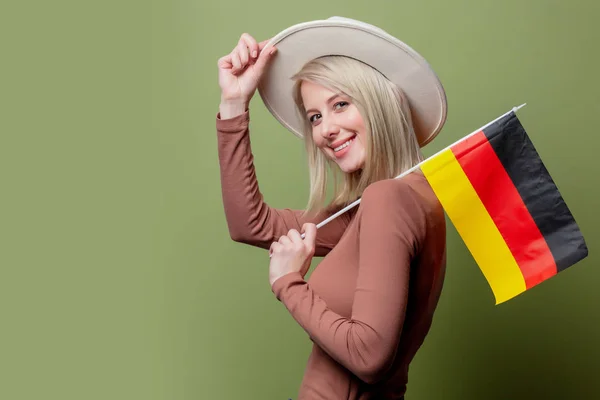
left=216, top=17, right=447, bottom=400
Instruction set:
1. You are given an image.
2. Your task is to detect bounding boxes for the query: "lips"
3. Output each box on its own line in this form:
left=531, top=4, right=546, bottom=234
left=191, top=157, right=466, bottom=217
left=329, top=134, right=356, bottom=151
left=334, top=139, right=352, bottom=152
left=330, top=135, right=356, bottom=159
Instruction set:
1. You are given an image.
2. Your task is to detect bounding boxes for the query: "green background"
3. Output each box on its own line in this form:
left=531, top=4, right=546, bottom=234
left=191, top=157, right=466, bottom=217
left=1, top=0, right=598, bottom=399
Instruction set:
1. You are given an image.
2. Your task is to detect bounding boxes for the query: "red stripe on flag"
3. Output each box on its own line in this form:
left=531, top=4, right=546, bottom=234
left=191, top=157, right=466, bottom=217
left=451, top=131, right=557, bottom=288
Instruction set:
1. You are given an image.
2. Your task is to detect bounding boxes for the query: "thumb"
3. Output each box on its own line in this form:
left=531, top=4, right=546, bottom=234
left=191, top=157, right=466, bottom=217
left=301, top=223, right=317, bottom=252
left=254, top=44, right=277, bottom=72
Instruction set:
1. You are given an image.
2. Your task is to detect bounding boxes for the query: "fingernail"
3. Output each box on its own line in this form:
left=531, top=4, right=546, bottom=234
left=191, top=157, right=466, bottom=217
left=270, top=47, right=277, bottom=55
left=252, top=50, right=257, bottom=58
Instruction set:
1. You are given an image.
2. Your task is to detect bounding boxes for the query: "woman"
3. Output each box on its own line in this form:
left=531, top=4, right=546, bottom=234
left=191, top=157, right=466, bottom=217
left=216, top=17, right=447, bottom=399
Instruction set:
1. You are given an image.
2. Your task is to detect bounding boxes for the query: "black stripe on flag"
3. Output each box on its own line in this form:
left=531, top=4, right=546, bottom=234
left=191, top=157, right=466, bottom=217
left=482, top=112, right=588, bottom=272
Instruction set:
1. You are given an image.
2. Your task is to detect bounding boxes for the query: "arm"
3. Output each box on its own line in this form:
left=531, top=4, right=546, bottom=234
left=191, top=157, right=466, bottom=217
left=216, top=33, right=347, bottom=256
left=216, top=110, right=349, bottom=256
left=271, top=179, right=427, bottom=384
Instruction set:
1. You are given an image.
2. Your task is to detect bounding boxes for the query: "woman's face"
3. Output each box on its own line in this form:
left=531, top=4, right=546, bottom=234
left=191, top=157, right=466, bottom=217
left=301, top=81, right=367, bottom=174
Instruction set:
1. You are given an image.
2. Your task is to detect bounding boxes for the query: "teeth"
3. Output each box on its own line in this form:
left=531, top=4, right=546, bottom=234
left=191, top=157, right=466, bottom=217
left=334, top=139, right=352, bottom=152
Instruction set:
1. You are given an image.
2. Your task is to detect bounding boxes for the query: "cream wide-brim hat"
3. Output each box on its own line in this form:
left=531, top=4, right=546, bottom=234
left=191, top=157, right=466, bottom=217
left=257, top=16, right=448, bottom=147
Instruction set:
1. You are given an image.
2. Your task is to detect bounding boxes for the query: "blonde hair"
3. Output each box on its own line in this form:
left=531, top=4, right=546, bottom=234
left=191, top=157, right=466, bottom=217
left=292, top=56, right=423, bottom=216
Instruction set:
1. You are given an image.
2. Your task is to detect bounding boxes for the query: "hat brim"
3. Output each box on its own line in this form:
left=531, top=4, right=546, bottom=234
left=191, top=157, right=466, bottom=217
left=257, top=18, right=448, bottom=147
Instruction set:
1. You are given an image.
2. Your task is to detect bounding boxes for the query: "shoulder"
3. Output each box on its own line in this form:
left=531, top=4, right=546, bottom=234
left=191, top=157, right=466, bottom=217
left=361, top=174, right=427, bottom=210
left=360, top=173, right=443, bottom=229
left=358, top=174, right=436, bottom=249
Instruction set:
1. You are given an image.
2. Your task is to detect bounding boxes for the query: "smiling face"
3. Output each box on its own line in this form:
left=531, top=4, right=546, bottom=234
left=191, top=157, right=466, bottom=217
left=300, top=80, right=367, bottom=174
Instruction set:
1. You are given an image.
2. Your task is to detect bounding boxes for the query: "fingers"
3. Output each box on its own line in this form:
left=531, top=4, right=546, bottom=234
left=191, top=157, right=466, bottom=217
left=240, top=33, right=259, bottom=60
left=231, top=51, right=241, bottom=72
left=271, top=229, right=302, bottom=252
left=231, top=33, right=259, bottom=75
left=236, top=41, right=249, bottom=67
left=224, top=33, right=275, bottom=75
left=279, top=233, right=294, bottom=248
left=286, top=229, right=303, bottom=244
left=269, top=241, right=281, bottom=258
left=270, top=225, right=316, bottom=257
left=242, top=35, right=271, bottom=58
left=217, top=54, right=232, bottom=69
left=286, top=228, right=316, bottom=251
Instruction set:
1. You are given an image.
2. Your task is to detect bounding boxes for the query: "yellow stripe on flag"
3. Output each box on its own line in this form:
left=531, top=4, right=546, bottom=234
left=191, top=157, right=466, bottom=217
left=421, top=149, right=526, bottom=304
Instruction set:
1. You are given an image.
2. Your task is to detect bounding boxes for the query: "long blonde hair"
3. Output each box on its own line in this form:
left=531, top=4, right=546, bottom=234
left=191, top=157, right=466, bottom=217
left=292, top=56, right=423, bottom=216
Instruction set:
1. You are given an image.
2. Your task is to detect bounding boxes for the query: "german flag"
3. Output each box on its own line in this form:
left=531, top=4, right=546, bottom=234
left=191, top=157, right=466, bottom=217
left=420, top=111, right=588, bottom=304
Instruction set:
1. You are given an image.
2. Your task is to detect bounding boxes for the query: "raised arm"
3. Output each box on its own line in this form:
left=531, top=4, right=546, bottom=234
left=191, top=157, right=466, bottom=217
left=216, top=33, right=348, bottom=255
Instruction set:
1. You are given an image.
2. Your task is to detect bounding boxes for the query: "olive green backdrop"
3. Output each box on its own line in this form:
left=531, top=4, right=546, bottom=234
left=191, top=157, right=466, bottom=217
left=1, top=0, right=598, bottom=399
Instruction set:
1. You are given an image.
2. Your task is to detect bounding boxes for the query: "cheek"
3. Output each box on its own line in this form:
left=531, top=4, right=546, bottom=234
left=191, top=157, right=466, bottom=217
left=311, top=132, right=328, bottom=154
left=311, top=131, right=322, bottom=147
left=350, top=120, right=367, bottom=149
left=347, top=109, right=367, bottom=136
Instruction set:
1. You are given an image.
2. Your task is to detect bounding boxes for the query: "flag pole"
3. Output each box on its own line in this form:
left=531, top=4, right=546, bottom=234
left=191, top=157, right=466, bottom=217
left=300, top=104, right=527, bottom=238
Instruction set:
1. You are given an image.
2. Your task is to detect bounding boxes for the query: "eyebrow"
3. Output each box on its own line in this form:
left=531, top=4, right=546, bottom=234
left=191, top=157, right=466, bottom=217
left=305, top=93, right=342, bottom=115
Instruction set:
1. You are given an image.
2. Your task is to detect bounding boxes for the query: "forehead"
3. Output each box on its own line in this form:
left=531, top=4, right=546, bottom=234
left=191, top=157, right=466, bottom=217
left=300, top=81, right=338, bottom=105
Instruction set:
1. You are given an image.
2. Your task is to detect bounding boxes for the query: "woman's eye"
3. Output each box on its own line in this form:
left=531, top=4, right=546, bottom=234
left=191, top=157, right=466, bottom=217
left=334, top=101, right=348, bottom=110
left=309, top=114, right=321, bottom=123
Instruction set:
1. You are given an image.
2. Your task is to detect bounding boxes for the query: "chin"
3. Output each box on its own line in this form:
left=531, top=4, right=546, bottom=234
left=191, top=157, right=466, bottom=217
left=338, top=161, right=364, bottom=174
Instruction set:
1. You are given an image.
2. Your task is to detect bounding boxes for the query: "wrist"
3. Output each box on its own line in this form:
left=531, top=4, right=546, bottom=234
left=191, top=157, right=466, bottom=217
left=270, top=271, right=294, bottom=289
left=219, top=97, right=249, bottom=119
left=270, top=272, right=285, bottom=288
left=271, top=271, right=305, bottom=300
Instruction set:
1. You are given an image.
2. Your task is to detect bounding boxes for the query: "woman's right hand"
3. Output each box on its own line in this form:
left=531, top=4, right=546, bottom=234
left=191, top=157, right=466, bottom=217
left=218, top=33, right=277, bottom=107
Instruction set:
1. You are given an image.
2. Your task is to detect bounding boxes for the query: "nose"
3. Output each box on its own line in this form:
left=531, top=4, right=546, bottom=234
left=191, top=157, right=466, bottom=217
left=320, top=116, right=340, bottom=140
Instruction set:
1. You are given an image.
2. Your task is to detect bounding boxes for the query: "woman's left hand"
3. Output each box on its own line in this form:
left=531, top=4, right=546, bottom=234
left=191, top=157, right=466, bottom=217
left=269, top=223, right=317, bottom=287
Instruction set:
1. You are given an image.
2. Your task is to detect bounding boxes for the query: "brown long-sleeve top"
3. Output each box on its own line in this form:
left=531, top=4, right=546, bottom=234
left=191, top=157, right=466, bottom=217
left=216, top=110, right=447, bottom=399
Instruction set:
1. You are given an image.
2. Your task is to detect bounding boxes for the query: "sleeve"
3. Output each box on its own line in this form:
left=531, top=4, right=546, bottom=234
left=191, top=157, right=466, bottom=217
left=216, top=110, right=348, bottom=256
left=271, top=179, right=428, bottom=384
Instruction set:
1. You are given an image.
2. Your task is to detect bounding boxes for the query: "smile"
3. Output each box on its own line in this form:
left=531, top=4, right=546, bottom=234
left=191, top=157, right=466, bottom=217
left=329, top=134, right=357, bottom=152
left=334, top=138, right=353, bottom=152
